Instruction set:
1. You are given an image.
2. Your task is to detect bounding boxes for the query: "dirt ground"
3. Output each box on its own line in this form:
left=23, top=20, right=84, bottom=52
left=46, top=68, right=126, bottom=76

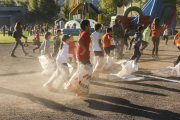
left=0, top=38, right=180, bottom=120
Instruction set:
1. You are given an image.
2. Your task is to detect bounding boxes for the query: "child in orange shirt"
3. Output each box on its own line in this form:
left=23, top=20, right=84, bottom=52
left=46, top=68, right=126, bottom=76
left=173, top=32, right=180, bottom=66
left=68, top=34, right=77, bottom=65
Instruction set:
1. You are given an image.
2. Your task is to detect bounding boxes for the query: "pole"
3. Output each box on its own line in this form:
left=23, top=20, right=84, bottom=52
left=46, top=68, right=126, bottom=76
left=131, top=2, right=132, bottom=17
left=77, top=0, right=78, bottom=14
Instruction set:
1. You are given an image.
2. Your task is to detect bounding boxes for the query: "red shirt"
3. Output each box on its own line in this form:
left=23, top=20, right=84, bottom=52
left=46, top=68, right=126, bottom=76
left=68, top=41, right=75, bottom=55
left=103, top=33, right=112, bottom=48
left=76, top=31, right=91, bottom=61
left=151, top=24, right=166, bottom=37
left=35, top=33, right=40, bottom=42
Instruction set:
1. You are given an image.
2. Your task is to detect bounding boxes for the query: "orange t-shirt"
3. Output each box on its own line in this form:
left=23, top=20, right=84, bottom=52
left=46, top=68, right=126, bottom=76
left=176, top=32, right=180, bottom=46
left=68, top=41, right=75, bottom=55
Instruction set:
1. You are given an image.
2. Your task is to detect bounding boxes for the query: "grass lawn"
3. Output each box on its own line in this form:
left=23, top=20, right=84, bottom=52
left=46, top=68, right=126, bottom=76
left=0, top=34, right=79, bottom=43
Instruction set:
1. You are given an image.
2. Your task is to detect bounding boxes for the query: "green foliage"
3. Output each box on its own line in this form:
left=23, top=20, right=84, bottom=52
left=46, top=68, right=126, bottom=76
left=99, top=0, right=126, bottom=25
left=0, top=0, right=16, bottom=6
left=61, top=0, right=70, bottom=20
left=177, top=0, right=180, bottom=26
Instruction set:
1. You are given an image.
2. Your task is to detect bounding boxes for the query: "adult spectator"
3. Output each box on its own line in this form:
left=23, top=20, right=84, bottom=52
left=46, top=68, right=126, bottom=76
left=112, top=19, right=124, bottom=59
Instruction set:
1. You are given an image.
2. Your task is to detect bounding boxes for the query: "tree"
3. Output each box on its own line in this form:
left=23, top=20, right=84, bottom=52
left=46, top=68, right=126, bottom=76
left=0, top=0, right=16, bottom=6
left=61, top=0, right=70, bottom=20
left=177, top=0, right=180, bottom=26
left=16, top=0, right=28, bottom=6
left=99, top=0, right=127, bottom=25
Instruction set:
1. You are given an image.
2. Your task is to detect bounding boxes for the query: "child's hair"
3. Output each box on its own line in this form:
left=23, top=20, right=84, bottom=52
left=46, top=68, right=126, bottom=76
left=69, top=34, right=73, bottom=37
left=36, top=29, right=40, bottom=33
left=23, top=25, right=27, bottom=30
left=119, top=20, right=122, bottom=24
left=166, top=25, right=169, bottom=29
left=138, top=26, right=144, bottom=32
left=148, top=24, right=151, bottom=29
left=44, top=32, right=51, bottom=40
left=80, top=20, right=90, bottom=30
left=94, top=23, right=102, bottom=31
left=57, top=30, right=61, bottom=34
left=125, top=29, right=130, bottom=34
left=106, top=28, right=112, bottom=33
left=14, top=22, right=21, bottom=30
left=60, top=35, right=70, bottom=50
left=153, top=18, right=160, bottom=30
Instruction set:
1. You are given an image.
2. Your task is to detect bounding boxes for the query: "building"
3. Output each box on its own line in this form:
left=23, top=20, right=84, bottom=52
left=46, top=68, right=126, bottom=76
left=0, top=6, right=27, bottom=28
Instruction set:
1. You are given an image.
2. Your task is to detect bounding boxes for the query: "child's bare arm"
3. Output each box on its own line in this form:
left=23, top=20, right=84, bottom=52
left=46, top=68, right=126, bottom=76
left=99, top=40, right=104, bottom=54
left=173, top=35, right=178, bottom=45
left=45, top=45, right=52, bottom=59
left=78, top=37, right=86, bottom=55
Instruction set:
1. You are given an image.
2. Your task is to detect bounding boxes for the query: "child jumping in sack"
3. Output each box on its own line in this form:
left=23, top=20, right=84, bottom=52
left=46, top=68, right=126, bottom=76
left=43, top=35, right=73, bottom=90
left=140, top=24, right=151, bottom=54
left=129, top=26, right=144, bottom=64
left=163, top=26, right=170, bottom=45
left=124, top=29, right=131, bottom=53
left=52, top=30, right=61, bottom=58
left=91, top=23, right=104, bottom=57
left=68, top=34, right=77, bottom=66
left=33, top=30, right=40, bottom=53
left=76, top=20, right=92, bottom=66
left=40, top=32, right=52, bottom=59
left=103, top=28, right=118, bottom=56
left=173, top=31, right=180, bottom=67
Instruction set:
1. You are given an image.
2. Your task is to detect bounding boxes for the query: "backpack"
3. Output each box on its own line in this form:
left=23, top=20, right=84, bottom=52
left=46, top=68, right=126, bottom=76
left=13, top=31, right=16, bottom=38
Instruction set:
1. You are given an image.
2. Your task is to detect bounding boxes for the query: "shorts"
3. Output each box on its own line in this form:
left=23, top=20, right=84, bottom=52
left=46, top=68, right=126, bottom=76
left=104, top=45, right=116, bottom=55
left=124, top=41, right=129, bottom=47
left=78, top=59, right=91, bottom=66
left=94, top=51, right=104, bottom=57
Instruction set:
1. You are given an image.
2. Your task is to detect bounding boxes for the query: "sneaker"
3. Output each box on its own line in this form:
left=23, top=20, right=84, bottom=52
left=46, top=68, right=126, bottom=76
left=173, top=61, right=178, bottom=67
left=140, top=50, right=143, bottom=54
left=125, top=50, right=127, bottom=53
left=151, top=56, right=155, bottom=59
left=10, top=54, right=16, bottom=57
left=25, top=53, right=29, bottom=56
left=155, top=56, right=159, bottom=59
left=27, top=44, right=29, bottom=47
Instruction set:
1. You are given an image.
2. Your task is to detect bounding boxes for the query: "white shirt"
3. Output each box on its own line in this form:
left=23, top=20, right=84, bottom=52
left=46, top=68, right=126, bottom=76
left=91, top=31, right=102, bottom=51
left=56, top=43, right=73, bottom=64
left=163, top=29, right=168, bottom=36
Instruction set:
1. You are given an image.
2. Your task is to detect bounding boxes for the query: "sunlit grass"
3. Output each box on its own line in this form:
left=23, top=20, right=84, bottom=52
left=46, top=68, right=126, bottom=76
left=0, top=34, right=79, bottom=43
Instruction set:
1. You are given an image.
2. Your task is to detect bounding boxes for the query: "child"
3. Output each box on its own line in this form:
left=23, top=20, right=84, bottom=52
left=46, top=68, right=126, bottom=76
left=151, top=18, right=166, bottom=59
left=33, top=30, right=41, bottom=53
left=129, top=26, right=144, bottom=64
left=23, top=25, right=29, bottom=47
left=124, top=29, right=130, bottom=52
left=163, top=26, right=170, bottom=45
left=103, top=28, right=118, bottom=56
left=76, top=20, right=91, bottom=65
left=11, top=22, right=29, bottom=57
left=40, top=32, right=52, bottom=59
left=173, top=31, right=180, bottom=67
left=91, top=23, right=104, bottom=57
left=52, top=30, right=61, bottom=57
left=43, top=35, right=73, bottom=90
left=140, top=24, right=151, bottom=54
left=68, top=34, right=77, bottom=65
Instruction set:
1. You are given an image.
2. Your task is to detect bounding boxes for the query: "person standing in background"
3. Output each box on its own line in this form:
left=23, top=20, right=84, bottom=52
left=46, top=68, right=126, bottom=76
left=2, top=25, right=5, bottom=36
left=11, top=22, right=29, bottom=57
left=112, top=19, right=124, bottom=59
left=23, top=25, right=29, bottom=47
left=151, top=18, right=166, bottom=59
